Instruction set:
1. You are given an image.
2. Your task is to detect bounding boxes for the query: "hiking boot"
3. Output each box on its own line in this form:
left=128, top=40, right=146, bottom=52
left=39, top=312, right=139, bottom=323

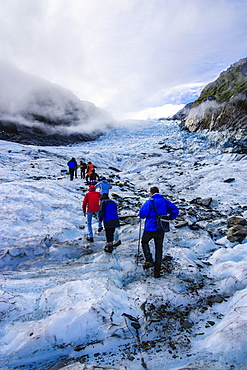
left=104, top=243, right=113, bottom=253
left=154, top=270, right=161, bottom=278
left=113, top=240, right=121, bottom=247
left=98, top=227, right=103, bottom=233
left=86, top=236, right=94, bottom=242
left=143, top=261, right=154, bottom=270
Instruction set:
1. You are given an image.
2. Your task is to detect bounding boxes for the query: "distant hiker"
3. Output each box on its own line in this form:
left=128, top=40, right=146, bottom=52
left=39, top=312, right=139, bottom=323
left=82, top=185, right=102, bottom=242
left=99, top=194, right=121, bottom=253
left=85, top=162, right=94, bottom=184
left=67, top=157, right=78, bottom=181
left=79, top=160, right=87, bottom=179
left=138, top=186, right=179, bottom=278
left=95, top=177, right=112, bottom=195
left=89, top=168, right=100, bottom=185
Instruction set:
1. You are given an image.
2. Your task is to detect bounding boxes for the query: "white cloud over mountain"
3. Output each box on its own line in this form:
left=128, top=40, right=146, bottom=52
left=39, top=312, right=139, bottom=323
left=0, top=61, right=113, bottom=136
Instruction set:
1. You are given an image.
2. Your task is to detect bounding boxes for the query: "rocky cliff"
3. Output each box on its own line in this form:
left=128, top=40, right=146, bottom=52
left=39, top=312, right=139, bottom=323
left=175, top=57, right=247, bottom=137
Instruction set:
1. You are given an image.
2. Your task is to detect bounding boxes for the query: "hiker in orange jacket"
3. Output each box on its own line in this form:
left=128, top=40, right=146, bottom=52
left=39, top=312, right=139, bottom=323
left=82, top=185, right=103, bottom=242
left=85, top=162, right=94, bottom=184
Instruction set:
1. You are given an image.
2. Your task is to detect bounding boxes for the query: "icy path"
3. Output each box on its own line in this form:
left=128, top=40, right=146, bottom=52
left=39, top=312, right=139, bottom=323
left=1, top=120, right=247, bottom=370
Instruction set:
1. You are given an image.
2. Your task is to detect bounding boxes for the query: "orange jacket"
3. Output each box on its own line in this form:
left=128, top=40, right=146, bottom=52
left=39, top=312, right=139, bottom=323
left=87, top=163, right=94, bottom=175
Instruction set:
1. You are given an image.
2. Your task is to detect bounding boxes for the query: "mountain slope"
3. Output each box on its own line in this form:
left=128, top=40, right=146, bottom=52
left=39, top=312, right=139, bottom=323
left=175, top=57, right=247, bottom=135
left=0, top=62, right=114, bottom=145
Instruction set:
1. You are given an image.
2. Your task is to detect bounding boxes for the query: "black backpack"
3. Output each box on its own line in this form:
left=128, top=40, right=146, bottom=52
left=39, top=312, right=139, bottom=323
left=151, top=198, right=170, bottom=232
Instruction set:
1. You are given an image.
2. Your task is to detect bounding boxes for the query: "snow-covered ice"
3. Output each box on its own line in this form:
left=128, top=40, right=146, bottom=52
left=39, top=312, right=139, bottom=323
left=1, top=119, right=247, bottom=370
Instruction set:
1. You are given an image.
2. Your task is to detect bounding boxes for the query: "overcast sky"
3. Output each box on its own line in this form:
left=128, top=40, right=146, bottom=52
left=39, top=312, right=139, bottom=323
left=0, top=0, right=247, bottom=119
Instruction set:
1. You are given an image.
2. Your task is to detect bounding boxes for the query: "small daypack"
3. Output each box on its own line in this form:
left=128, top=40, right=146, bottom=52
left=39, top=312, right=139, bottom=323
left=151, top=198, right=170, bottom=232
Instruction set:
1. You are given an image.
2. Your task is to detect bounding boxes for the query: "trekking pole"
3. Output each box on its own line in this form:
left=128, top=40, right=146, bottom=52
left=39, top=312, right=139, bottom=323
left=136, top=218, right=142, bottom=265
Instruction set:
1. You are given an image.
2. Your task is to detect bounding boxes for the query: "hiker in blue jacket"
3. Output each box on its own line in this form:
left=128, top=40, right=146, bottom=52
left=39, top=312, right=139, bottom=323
left=95, top=177, right=112, bottom=195
left=99, top=195, right=121, bottom=253
left=67, top=158, right=78, bottom=181
left=138, top=186, right=179, bottom=278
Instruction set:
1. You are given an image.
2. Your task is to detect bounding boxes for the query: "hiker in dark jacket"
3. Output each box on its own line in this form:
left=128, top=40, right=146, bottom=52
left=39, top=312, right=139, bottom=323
left=67, top=158, right=78, bottom=181
left=99, top=195, right=121, bottom=253
left=79, top=161, right=87, bottom=179
left=89, top=168, right=100, bottom=185
left=138, top=186, right=179, bottom=278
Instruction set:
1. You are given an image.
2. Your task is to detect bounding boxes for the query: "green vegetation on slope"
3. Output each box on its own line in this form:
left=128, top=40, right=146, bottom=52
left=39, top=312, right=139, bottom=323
left=193, top=57, right=247, bottom=106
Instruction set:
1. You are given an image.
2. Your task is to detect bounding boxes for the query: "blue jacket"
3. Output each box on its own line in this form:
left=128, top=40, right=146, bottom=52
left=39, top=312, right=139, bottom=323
left=67, top=159, right=77, bottom=168
left=99, top=199, right=120, bottom=228
left=95, top=180, right=112, bottom=194
left=138, top=193, right=179, bottom=231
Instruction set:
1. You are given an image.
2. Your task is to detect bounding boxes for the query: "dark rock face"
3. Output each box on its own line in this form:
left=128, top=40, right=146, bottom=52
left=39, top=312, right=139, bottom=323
left=174, top=57, right=247, bottom=136
left=171, top=102, right=193, bottom=121
left=185, top=100, right=247, bottom=134
left=0, top=119, right=102, bottom=146
left=227, top=224, right=247, bottom=243
left=227, top=216, right=247, bottom=243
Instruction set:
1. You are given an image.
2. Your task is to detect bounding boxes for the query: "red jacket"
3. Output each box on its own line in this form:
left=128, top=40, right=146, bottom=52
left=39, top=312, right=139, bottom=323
left=82, top=186, right=101, bottom=213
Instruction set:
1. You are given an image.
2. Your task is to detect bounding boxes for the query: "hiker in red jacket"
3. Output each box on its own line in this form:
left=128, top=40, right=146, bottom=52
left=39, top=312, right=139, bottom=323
left=82, top=185, right=103, bottom=242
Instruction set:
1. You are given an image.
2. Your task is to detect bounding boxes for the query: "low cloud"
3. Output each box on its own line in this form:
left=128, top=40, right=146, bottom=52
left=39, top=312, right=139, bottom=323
left=187, top=100, right=224, bottom=122
left=0, top=62, right=114, bottom=136
left=126, top=104, right=185, bottom=120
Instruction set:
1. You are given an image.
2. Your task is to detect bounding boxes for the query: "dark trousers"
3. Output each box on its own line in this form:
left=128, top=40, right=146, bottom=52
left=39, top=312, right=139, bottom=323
left=142, top=230, right=165, bottom=273
left=69, top=167, right=75, bottom=181
left=80, top=169, right=86, bottom=179
left=105, top=228, right=115, bottom=243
